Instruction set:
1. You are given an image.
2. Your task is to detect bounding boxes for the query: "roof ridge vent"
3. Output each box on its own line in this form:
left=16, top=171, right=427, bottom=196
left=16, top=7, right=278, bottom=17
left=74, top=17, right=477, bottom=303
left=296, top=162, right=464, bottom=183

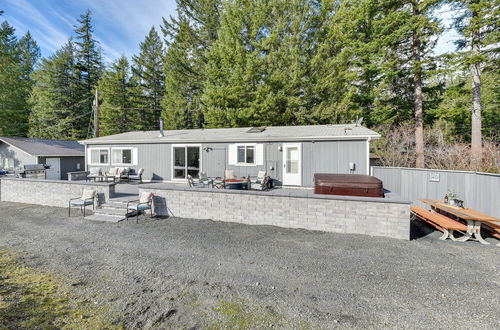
left=247, top=126, right=266, bottom=133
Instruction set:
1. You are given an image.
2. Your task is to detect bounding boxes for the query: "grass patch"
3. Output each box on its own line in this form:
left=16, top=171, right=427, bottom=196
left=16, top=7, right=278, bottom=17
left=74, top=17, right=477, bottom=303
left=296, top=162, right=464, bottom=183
left=0, top=246, right=121, bottom=329
left=208, top=299, right=311, bottom=329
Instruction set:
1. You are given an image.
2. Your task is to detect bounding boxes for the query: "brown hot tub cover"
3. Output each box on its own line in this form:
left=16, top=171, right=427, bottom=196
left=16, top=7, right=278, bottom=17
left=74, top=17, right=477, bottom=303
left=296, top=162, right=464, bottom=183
left=314, top=173, right=383, bottom=197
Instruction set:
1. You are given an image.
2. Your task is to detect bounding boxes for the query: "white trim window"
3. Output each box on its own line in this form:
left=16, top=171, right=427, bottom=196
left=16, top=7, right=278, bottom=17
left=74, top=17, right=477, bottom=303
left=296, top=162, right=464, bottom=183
left=111, top=148, right=136, bottom=166
left=228, top=143, right=264, bottom=166
left=237, top=144, right=255, bottom=165
left=171, top=144, right=202, bottom=180
left=88, top=148, right=109, bottom=165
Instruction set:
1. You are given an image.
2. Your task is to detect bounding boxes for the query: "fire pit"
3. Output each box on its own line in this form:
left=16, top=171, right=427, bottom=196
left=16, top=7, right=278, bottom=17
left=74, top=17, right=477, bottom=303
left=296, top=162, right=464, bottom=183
left=224, top=178, right=250, bottom=190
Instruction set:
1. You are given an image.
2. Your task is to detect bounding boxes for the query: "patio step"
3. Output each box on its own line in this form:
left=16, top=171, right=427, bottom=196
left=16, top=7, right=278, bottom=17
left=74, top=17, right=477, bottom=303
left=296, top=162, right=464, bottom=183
left=84, top=214, right=124, bottom=223
left=101, top=201, right=129, bottom=210
left=93, top=207, right=129, bottom=217
left=84, top=193, right=139, bottom=223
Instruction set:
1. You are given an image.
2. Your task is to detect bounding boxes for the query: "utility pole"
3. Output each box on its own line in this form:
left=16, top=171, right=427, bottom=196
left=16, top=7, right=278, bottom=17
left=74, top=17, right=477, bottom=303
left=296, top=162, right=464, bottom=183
left=93, top=89, right=100, bottom=138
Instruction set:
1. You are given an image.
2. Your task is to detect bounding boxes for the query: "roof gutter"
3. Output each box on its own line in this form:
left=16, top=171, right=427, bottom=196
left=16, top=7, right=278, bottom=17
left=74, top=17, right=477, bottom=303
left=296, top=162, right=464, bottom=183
left=80, top=134, right=381, bottom=145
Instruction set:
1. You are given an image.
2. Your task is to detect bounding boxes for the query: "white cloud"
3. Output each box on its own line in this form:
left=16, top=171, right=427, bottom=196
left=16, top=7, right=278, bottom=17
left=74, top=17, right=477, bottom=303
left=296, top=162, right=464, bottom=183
left=4, top=0, right=70, bottom=53
left=3, top=0, right=177, bottom=62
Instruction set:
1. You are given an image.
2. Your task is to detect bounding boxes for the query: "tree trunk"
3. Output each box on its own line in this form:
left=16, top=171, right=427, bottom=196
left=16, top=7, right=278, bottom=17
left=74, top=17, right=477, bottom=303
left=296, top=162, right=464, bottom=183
left=470, top=11, right=482, bottom=163
left=412, top=4, right=424, bottom=168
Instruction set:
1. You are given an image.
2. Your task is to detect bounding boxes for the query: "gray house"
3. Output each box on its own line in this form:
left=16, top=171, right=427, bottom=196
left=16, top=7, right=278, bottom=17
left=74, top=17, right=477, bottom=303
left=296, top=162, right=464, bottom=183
left=81, top=124, right=380, bottom=186
left=0, top=137, right=85, bottom=180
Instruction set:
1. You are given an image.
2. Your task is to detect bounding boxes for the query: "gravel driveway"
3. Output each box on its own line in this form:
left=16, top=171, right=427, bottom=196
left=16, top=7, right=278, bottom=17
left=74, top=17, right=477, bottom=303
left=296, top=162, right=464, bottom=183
left=0, top=201, right=498, bottom=329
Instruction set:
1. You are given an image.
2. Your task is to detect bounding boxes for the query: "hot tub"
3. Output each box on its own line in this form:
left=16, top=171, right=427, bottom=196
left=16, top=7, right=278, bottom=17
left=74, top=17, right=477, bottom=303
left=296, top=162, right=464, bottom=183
left=314, top=174, right=383, bottom=197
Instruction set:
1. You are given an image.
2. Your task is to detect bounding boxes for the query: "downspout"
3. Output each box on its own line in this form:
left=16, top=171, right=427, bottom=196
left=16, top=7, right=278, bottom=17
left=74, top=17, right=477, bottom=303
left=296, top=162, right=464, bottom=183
left=84, top=144, right=88, bottom=172
left=367, top=137, right=371, bottom=175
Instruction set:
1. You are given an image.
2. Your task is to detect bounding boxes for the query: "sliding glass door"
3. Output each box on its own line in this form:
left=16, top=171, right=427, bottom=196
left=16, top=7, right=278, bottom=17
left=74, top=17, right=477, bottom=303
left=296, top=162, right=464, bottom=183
left=173, top=145, right=201, bottom=179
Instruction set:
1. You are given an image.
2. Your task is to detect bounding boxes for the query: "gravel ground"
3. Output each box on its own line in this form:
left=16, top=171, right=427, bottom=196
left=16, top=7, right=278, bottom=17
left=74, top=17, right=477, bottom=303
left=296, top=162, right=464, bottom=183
left=0, top=201, right=499, bottom=329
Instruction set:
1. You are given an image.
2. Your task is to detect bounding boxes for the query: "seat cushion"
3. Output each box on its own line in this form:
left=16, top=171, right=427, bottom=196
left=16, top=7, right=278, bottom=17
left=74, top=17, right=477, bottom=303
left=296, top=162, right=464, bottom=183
left=70, top=200, right=93, bottom=206
left=139, top=191, right=153, bottom=204
left=81, top=189, right=96, bottom=200
left=128, top=204, right=151, bottom=211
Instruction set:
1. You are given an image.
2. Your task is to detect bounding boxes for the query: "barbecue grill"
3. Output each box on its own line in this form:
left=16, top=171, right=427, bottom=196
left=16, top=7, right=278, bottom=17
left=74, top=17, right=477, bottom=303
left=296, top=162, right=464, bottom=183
left=15, top=164, right=47, bottom=179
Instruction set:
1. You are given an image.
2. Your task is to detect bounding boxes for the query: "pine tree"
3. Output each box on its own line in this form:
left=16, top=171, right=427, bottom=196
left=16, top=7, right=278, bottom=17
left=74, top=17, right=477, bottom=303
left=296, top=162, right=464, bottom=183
left=0, top=21, right=39, bottom=136
left=202, top=0, right=316, bottom=127
left=132, top=27, right=165, bottom=130
left=161, top=0, right=222, bottom=129
left=367, top=0, right=442, bottom=167
left=29, top=40, right=82, bottom=139
left=452, top=0, right=499, bottom=161
left=74, top=9, right=103, bottom=137
left=311, top=0, right=374, bottom=124
left=98, top=56, right=137, bottom=135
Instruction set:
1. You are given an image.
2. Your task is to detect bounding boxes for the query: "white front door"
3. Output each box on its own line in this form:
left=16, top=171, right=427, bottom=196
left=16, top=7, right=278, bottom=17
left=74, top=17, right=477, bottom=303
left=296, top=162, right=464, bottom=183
left=282, top=143, right=301, bottom=186
left=45, top=158, right=61, bottom=180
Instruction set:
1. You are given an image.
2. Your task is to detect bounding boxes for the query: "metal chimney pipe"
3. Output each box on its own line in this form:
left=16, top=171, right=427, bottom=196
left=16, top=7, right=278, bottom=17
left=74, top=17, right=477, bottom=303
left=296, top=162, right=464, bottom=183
left=158, top=118, right=164, bottom=137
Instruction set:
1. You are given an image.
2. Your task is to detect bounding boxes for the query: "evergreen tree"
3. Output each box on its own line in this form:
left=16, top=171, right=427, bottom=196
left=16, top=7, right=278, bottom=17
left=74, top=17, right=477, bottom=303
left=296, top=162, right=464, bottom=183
left=311, top=0, right=378, bottom=125
left=29, top=40, right=83, bottom=139
left=452, top=0, right=499, bottom=160
left=74, top=9, right=103, bottom=137
left=202, top=0, right=316, bottom=127
left=161, top=0, right=222, bottom=129
left=29, top=9, right=103, bottom=139
left=132, top=27, right=165, bottom=130
left=0, top=21, right=39, bottom=136
left=367, top=0, right=442, bottom=167
left=18, top=31, right=40, bottom=79
left=98, top=56, right=137, bottom=135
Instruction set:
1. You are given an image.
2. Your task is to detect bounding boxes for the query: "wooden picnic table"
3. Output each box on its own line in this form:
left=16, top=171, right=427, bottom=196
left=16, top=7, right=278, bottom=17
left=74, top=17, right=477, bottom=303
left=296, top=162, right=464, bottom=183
left=418, top=199, right=499, bottom=245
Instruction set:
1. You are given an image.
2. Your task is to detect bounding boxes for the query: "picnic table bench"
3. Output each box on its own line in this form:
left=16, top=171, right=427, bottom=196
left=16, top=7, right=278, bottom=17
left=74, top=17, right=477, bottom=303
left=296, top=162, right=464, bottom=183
left=410, top=205, right=468, bottom=241
left=418, top=199, right=500, bottom=246
left=483, top=222, right=500, bottom=240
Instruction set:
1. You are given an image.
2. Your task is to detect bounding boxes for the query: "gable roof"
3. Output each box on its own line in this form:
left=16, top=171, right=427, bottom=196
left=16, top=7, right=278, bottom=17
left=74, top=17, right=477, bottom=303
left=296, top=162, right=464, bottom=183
left=0, top=137, right=85, bottom=157
left=82, top=124, right=381, bottom=144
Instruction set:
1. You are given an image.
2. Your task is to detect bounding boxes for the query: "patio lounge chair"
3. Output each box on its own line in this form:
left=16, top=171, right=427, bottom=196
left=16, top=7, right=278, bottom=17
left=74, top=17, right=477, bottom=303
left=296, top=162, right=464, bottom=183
left=128, top=168, right=144, bottom=183
left=198, top=171, right=212, bottom=186
left=251, top=174, right=271, bottom=191
left=126, top=191, right=154, bottom=223
left=119, top=167, right=130, bottom=182
left=87, top=167, right=101, bottom=181
left=250, top=171, right=267, bottom=183
left=187, top=174, right=206, bottom=188
left=68, top=189, right=96, bottom=217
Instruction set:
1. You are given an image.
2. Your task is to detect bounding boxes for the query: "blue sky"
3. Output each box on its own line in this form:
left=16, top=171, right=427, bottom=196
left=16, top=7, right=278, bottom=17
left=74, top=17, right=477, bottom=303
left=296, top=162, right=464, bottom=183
left=2, top=0, right=177, bottom=62
left=2, top=0, right=460, bottom=63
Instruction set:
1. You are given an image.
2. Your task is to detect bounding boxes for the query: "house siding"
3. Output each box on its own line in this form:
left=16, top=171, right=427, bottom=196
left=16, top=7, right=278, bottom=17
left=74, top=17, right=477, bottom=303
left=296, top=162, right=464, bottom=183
left=0, top=142, right=38, bottom=170
left=87, top=143, right=171, bottom=181
left=86, top=139, right=368, bottom=186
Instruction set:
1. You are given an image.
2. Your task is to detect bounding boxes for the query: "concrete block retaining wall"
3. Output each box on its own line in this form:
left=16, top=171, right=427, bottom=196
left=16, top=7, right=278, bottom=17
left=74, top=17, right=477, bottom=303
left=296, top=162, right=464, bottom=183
left=142, top=185, right=411, bottom=240
left=0, top=177, right=115, bottom=208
